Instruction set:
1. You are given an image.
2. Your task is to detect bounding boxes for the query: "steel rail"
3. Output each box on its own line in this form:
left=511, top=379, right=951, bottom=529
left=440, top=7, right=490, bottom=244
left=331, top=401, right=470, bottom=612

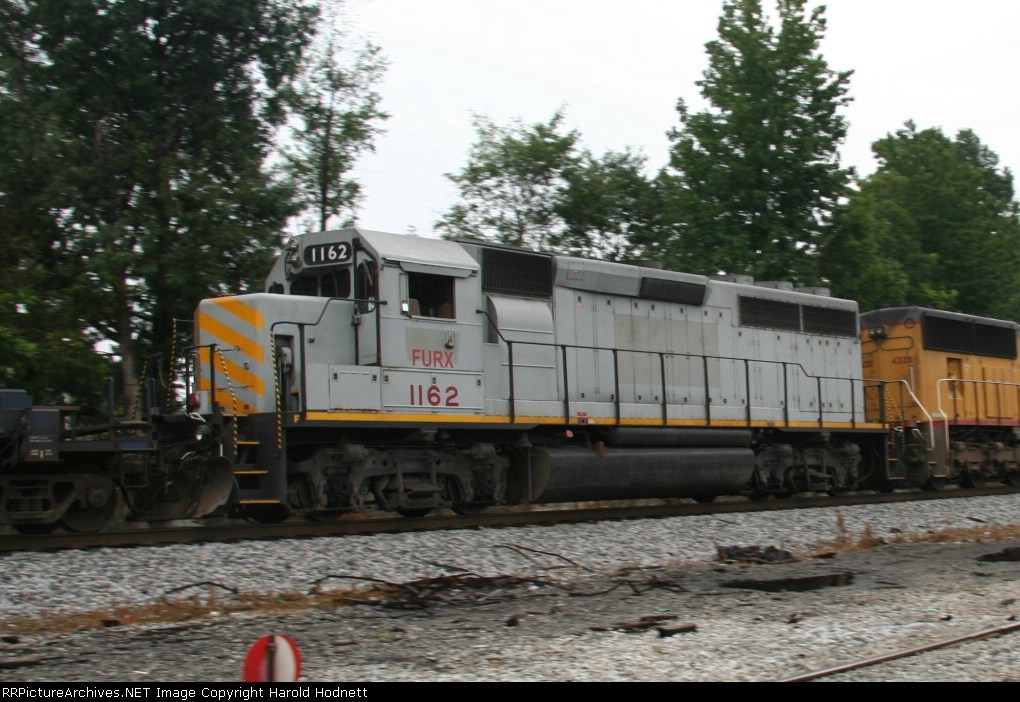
left=779, top=621, right=1020, bottom=682
left=1, top=485, right=1017, bottom=553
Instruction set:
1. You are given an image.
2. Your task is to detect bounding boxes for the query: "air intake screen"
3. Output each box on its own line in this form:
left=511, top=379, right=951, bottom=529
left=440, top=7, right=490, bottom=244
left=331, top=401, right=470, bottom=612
left=802, top=306, right=858, bottom=337
left=481, top=248, right=553, bottom=298
left=639, top=277, right=707, bottom=305
left=739, top=297, right=800, bottom=331
left=922, top=313, right=1017, bottom=359
left=740, top=296, right=858, bottom=337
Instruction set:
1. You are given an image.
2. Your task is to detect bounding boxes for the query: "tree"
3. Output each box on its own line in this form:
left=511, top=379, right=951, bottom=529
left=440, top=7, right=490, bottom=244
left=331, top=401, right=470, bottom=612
left=284, top=8, right=388, bottom=231
left=436, top=112, right=582, bottom=251
left=0, top=0, right=318, bottom=411
left=556, top=149, right=659, bottom=260
left=437, top=111, right=656, bottom=259
left=662, top=0, right=852, bottom=283
left=822, top=123, right=1020, bottom=318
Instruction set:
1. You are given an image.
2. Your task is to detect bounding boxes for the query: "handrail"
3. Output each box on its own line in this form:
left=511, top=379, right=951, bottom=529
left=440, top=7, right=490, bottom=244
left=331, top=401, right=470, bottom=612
left=935, top=377, right=1020, bottom=454
left=184, top=343, right=220, bottom=414
left=270, top=297, right=357, bottom=412
left=935, top=377, right=1020, bottom=424
left=871, top=378, right=935, bottom=450
left=483, top=326, right=867, bottom=427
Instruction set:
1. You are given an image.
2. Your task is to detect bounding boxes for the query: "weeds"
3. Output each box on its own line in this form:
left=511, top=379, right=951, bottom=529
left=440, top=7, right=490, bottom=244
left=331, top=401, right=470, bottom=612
left=1, top=583, right=400, bottom=637
left=809, top=513, right=1020, bottom=557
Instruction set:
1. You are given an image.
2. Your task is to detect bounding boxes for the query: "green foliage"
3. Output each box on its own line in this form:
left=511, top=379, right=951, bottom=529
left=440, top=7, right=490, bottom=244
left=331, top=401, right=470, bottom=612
left=557, top=149, right=658, bottom=260
left=284, top=7, right=388, bottom=231
left=0, top=289, right=112, bottom=409
left=437, top=112, right=582, bottom=251
left=824, top=123, right=1020, bottom=319
left=0, top=0, right=318, bottom=408
left=437, top=111, right=655, bottom=259
left=661, top=0, right=852, bottom=283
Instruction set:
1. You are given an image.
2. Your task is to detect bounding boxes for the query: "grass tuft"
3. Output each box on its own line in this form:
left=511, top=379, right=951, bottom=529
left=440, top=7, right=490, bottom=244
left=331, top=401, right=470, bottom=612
left=807, top=515, right=1020, bottom=557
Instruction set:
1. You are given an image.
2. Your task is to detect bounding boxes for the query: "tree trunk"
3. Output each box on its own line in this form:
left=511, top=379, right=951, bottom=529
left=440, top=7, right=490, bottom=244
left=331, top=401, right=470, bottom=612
left=119, top=309, right=138, bottom=420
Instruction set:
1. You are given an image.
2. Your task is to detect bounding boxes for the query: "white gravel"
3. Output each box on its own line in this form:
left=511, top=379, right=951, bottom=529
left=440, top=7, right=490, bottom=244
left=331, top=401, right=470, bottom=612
left=2, top=494, right=1018, bottom=682
left=2, top=493, right=1017, bottom=621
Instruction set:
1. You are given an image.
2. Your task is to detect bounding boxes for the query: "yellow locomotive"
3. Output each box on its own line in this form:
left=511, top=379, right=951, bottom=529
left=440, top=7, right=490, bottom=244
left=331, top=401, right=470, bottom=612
left=861, top=306, right=1020, bottom=488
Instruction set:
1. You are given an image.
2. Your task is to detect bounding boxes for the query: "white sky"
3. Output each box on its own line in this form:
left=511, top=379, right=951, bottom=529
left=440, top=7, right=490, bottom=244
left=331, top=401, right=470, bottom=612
left=341, top=0, right=1020, bottom=237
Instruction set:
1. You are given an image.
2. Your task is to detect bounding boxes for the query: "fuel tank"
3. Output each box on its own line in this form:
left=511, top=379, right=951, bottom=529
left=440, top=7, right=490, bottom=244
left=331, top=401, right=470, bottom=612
left=505, top=445, right=755, bottom=503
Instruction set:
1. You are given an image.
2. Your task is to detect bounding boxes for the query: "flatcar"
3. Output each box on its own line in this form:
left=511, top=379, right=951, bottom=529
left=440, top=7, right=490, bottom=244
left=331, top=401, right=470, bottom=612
left=0, top=386, right=233, bottom=533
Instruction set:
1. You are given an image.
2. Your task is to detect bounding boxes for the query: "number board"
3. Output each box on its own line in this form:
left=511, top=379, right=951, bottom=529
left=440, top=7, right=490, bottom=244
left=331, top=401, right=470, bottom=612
left=303, top=241, right=352, bottom=266
left=382, top=369, right=484, bottom=412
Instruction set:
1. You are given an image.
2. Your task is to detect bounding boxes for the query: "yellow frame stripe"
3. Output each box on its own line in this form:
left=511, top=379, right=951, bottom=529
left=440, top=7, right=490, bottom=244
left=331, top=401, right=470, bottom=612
left=301, top=410, right=886, bottom=430
left=197, top=311, right=264, bottom=363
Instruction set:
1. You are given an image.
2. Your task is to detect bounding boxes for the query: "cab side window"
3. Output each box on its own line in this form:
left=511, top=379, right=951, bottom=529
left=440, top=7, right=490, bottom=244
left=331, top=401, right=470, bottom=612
left=408, top=272, right=455, bottom=319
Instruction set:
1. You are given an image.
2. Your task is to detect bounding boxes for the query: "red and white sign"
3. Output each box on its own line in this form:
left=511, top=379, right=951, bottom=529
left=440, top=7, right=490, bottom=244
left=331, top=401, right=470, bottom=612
left=243, top=635, right=301, bottom=682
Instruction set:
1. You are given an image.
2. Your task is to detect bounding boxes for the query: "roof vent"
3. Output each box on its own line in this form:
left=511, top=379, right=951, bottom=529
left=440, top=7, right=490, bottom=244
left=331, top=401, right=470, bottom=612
left=794, top=286, right=831, bottom=297
left=755, top=281, right=794, bottom=291
left=628, top=259, right=664, bottom=270
left=715, top=274, right=754, bottom=285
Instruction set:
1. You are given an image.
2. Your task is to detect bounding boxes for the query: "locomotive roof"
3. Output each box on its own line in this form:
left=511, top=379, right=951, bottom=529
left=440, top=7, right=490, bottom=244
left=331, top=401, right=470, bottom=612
left=861, top=306, right=1018, bottom=330
left=354, top=228, right=479, bottom=273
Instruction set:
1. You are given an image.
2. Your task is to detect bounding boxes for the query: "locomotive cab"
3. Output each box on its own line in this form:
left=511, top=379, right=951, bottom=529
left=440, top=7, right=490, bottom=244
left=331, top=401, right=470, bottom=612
left=193, top=229, right=499, bottom=519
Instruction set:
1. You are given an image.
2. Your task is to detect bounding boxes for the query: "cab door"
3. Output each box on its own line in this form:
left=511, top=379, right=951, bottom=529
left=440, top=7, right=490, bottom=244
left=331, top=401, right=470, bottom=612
left=353, top=254, right=379, bottom=365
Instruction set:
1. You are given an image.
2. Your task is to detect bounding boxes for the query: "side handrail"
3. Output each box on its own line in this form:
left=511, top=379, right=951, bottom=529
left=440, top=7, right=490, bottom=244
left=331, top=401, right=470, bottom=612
left=184, top=343, right=220, bottom=414
left=935, top=377, right=1020, bottom=454
left=862, top=378, right=934, bottom=450
left=479, top=309, right=865, bottom=427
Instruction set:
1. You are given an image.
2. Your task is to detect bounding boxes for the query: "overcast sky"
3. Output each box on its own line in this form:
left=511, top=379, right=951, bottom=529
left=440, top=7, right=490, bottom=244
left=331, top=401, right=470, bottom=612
left=339, top=0, right=1020, bottom=237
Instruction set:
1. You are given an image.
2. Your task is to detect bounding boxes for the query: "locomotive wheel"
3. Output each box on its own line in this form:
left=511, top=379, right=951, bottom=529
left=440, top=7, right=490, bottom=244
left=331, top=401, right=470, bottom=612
left=61, top=478, right=122, bottom=533
left=960, top=472, right=989, bottom=489
left=12, top=522, right=59, bottom=535
left=246, top=504, right=291, bottom=524
left=397, top=508, right=431, bottom=518
left=452, top=504, right=490, bottom=516
left=923, top=477, right=949, bottom=491
left=1006, top=471, right=1020, bottom=487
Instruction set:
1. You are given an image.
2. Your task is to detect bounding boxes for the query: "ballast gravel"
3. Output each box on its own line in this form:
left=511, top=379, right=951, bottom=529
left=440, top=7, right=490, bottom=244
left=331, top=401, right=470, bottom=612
left=1, top=494, right=1018, bottom=682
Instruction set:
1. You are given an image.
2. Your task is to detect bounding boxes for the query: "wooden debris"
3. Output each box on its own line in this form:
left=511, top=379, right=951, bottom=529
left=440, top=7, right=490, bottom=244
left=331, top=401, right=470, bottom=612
left=657, top=623, right=697, bottom=637
left=716, top=545, right=796, bottom=564
left=0, top=657, right=43, bottom=669
left=310, top=572, right=541, bottom=609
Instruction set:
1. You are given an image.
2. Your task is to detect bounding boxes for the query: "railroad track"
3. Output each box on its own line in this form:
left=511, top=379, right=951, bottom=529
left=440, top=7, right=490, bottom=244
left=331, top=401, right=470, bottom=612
left=2, top=485, right=1018, bottom=552
left=780, top=621, right=1020, bottom=682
